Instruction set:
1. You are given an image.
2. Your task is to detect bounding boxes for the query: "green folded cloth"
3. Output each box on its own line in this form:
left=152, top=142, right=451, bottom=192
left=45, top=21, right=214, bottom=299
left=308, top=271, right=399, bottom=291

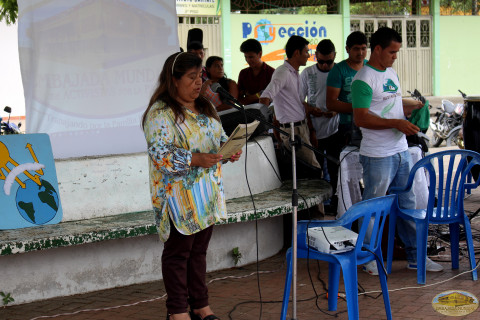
left=409, top=100, right=430, bottom=131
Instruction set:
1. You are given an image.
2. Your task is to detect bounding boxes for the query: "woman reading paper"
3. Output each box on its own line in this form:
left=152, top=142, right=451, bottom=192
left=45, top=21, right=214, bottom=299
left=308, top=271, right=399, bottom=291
left=142, top=52, right=241, bottom=320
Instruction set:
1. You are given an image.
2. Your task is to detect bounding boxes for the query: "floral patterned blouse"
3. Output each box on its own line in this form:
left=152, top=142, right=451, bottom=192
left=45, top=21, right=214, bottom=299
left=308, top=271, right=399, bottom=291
left=143, top=100, right=228, bottom=242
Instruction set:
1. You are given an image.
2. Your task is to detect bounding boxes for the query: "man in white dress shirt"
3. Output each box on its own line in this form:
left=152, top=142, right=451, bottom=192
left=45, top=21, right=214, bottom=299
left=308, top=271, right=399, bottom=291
left=260, top=35, right=320, bottom=170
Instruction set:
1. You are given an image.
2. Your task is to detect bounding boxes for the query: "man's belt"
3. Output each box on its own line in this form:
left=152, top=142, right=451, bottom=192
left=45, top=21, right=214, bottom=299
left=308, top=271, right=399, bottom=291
left=279, top=119, right=306, bottom=128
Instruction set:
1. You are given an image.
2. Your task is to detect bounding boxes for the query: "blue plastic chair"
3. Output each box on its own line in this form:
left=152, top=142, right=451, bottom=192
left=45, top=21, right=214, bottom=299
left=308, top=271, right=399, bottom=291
left=386, top=150, right=480, bottom=285
left=280, top=195, right=395, bottom=320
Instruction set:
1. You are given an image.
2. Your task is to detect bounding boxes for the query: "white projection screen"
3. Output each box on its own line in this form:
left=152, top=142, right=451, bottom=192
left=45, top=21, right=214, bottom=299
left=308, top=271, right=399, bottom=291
left=18, top=0, right=179, bottom=158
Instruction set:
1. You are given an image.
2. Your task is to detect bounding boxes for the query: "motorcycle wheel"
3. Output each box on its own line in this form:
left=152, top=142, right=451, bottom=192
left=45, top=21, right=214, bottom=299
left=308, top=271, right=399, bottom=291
left=432, top=133, right=443, bottom=147
left=446, top=129, right=461, bottom=147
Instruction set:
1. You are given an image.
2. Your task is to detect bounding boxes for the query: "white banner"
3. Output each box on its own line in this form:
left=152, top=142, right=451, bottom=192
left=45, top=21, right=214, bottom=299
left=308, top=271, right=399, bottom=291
left=18, top=0, right=179, bottom=158
left=176, top=0, right=220, bottom=16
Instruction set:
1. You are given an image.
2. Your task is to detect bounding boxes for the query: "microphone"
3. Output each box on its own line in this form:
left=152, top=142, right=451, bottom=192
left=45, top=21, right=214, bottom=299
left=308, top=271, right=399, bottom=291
left=211, top=82, right=241, bottom=105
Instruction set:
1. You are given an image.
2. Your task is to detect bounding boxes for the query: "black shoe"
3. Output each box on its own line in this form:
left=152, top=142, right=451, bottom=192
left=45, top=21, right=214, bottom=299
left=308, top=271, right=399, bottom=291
left=189, top=311, right=220, bottom=320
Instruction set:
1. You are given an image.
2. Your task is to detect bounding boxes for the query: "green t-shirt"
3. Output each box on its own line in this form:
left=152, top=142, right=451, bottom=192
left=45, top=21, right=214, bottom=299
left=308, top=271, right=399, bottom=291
left=326, top=59, right=367, bottom=125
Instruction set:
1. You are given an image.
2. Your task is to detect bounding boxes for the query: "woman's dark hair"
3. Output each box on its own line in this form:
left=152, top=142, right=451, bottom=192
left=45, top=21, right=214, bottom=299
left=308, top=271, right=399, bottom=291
left=205, top=56, right=230, bottom=91
left=142, top=52, right=218, bottom=128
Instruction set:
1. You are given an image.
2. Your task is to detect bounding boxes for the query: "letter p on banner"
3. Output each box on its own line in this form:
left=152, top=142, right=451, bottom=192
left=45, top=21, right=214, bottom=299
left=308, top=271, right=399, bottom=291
left=242, top=22, right=252, bottom=38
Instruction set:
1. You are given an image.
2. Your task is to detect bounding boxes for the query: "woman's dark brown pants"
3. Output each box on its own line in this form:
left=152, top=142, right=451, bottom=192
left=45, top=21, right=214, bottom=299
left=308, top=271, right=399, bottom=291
left=162, top=221, right=214, bottom=315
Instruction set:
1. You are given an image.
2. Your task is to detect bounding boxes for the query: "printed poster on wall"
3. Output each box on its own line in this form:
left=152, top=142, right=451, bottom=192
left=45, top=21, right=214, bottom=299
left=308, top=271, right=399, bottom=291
left=17, top=0, right=179, bottom=158
left=0, top=134, right=62, bottom=230
left=229, top=14, right=344, bottom=81
left=176, top=0, right=220, bottom=15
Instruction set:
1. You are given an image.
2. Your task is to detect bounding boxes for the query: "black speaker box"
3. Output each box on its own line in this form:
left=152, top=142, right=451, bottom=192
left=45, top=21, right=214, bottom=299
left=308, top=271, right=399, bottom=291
left=218, top=104, right=271, bottom=138
left=187, top=28, right=203, bottom=48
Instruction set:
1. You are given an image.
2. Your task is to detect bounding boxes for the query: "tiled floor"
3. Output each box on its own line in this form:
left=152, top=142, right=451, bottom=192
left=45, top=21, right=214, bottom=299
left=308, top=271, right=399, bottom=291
left=3, top=243, right=480, bottom=320
left=3, top=150, right=480, bottom=320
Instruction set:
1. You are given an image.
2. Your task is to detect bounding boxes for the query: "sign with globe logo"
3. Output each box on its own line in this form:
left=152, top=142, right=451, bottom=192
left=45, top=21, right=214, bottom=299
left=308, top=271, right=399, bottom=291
left=255, top=19, right=275, bottom=44
left=0, top=134, right=62, bottom=229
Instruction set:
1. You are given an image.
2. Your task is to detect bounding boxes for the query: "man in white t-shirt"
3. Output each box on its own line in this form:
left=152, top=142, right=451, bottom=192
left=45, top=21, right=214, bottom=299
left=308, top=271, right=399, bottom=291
left=300, top=39, right=341, bottom=210
left=351, top=27, right=443, bottom=275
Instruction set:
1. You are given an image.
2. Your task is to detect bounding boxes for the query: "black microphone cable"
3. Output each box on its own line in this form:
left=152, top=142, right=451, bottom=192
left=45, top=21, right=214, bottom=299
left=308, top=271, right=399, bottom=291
left=252, top=137, right=282, bottom=182
left=215, top=91, right=263, bottom=319
left=300, top=193, right=348, bottom=318
left=216, top=89, right=272, bottom=319
left=238, top=101, right=263, bottom=320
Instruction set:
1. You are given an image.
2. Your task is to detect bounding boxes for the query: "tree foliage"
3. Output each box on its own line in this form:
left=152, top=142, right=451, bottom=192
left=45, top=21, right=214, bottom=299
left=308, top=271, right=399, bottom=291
left=440, top=0, right=478, bottom=15
left=298, top=5, right=328, bottom=14
left=0, top=0, right=18, bottom=25
left=350, top=0, right=412, bottom=15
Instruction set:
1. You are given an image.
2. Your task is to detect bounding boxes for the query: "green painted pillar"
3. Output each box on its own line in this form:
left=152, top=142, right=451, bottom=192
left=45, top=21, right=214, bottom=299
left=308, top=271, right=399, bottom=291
left=221, top=0, right=232, bottom=78
left=431, top=0, right=440, bottom=95
left=339, top=0, right=350, bottom=60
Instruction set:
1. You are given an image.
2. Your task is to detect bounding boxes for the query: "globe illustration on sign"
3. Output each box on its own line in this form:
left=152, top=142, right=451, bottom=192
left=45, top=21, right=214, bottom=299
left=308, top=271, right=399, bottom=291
left=15, top=179, right=59, bottom=225
left=255, top=19, right=274, bottom=44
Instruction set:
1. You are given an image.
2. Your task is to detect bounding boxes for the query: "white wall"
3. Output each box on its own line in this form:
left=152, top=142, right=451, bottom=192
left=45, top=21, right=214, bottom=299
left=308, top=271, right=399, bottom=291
left=55, top=136, right=280, bottom=221
left=0, top=21, right=25, bottom=117
left=0, top=216, right=284, bottom=305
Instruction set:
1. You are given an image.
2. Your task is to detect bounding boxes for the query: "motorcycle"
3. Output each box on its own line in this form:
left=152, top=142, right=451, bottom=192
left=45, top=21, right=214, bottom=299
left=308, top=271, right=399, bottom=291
left=429, top=90, right=465, bottom=147
left=1, top=106, right=22, bottom=135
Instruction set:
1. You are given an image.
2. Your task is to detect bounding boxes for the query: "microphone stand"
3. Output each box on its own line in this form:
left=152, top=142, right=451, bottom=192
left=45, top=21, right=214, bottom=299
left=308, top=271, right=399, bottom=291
left=220, top=97, right=336, bottom=320
left=289, top=122, right=299, bottom=320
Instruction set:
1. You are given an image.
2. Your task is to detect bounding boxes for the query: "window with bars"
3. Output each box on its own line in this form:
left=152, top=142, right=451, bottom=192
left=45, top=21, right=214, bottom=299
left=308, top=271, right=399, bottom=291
left=178, top=16, right=220, bottom=25
left=364, top=20, right=374, bottom=48
left=406, top=20, right=417, bottom=48
left=420, top=20, right=430, bottom=47
left=351, top=20, right=360, bottom=32
left=392, top=20, right=403, bottom=39
left=378, top=20, right=388, bottom=29
left=349, top=19, right=430, bottom=49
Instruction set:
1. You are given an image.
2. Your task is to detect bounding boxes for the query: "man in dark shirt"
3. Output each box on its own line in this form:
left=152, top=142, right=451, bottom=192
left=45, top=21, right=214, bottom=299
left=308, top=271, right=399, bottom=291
left=238, top=39, right=275, bottom=105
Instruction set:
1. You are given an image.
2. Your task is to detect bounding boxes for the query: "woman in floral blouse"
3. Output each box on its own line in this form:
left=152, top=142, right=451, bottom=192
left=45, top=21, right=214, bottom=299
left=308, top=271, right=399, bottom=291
left=142, top=52, right=241, bottom=320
